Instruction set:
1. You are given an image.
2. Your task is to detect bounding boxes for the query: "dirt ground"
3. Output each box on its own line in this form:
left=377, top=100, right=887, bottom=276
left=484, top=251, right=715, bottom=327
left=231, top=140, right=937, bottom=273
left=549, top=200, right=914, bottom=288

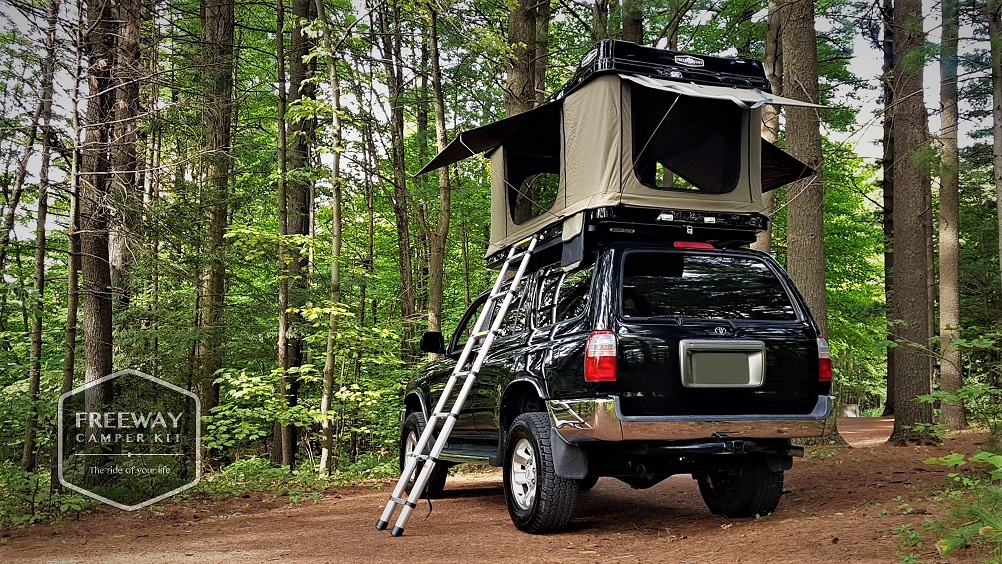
left=1, top=417, right=991, bottom=563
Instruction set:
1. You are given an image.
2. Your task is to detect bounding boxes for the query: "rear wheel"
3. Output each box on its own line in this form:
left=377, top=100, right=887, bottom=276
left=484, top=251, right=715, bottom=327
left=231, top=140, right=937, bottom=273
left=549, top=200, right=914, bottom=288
left=503, top=412, right=578, bottom=533
left=399, top=412, right=448, bottom=498
left=697, top=458, right=783, bottom=518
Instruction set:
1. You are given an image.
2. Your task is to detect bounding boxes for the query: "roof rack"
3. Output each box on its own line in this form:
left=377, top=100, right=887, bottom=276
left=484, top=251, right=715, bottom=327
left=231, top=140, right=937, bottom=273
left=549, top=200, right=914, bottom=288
left=485, top=205, right=768, bottom=270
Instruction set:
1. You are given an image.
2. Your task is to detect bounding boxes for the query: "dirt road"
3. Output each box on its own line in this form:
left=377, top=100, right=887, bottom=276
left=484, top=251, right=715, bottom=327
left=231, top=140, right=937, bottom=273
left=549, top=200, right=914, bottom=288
left=2, top=418, right=986, bottom=563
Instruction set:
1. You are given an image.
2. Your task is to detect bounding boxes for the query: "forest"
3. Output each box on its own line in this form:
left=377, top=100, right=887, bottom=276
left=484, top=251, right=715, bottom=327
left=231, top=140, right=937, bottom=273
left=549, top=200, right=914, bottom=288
left=1, top=0, right=1002, bottom=534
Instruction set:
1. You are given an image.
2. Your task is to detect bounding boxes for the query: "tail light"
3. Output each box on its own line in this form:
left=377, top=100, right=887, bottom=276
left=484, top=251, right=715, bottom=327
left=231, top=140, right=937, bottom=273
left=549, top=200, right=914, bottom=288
left=585, top=330, right=617, bottom=382
left=817, top=338, right=832, bottom=382
left=673, top=241, right=715, bottom=249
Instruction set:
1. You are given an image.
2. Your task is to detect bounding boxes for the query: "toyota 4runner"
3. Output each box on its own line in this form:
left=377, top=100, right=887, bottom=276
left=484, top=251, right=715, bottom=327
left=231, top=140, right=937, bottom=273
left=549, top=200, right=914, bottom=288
left=403, top=239, right=835, bottom=533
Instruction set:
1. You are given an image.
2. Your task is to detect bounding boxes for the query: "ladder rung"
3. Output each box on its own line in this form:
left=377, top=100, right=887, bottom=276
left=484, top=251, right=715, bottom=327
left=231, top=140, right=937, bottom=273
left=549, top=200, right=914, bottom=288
left=432, top=411, right=458, bottom=420
left=490, top=289, right=513, bottom=300
left=472, top=330, right=490, bottom=339
left=391, top=496, right=417, bottom=509
left=408, top=453, right=438, bottom=463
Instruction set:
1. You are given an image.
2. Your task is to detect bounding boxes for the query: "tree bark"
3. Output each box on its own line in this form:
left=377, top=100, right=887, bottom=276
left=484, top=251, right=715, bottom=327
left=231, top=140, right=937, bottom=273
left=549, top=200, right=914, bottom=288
left=55, top=8, right=84, bottom=489
left=377, top=2, right=417, bottom=360
left=622, top=0, right=643, bottom=43
left=315, top=0, right=342, bottom=477
left=0, top=99, right=44, bottom=275
left=80, top=0, right=118, bottom=402
left=938, top=0, right=966, bottom=430
left=779, top=0, right=827, bottom=337
left=23, top=0, right=60, bottom=472
left=426, top=9, right=451, bottom=340
left=989, top=0, right=1002, bottom=309
left=273, top=0, right=288, bottom=465
left=752, top=0, right=781, bottom=253
left=889, top=0, right=935, bottom=444
left=881, top=0, right=895, bottom=416
left=534, top=0, right=551, bottom=104
left=109, top=0, right=143, bottom=313
left=507, top=0, right=545, bottom=222
left=197, top=0, right=235, bottom=434
left=281, top=0, right=317, bottom=468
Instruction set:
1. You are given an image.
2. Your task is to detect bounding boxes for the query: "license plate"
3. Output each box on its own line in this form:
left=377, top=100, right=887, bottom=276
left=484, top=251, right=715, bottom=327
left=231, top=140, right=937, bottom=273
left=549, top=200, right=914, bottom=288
left=679, top=340, right=766, bottom=388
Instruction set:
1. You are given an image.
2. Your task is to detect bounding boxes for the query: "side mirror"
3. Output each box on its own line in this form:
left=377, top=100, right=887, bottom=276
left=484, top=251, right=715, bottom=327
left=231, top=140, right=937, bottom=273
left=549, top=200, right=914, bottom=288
left=419, top=331, right=446, bottom=354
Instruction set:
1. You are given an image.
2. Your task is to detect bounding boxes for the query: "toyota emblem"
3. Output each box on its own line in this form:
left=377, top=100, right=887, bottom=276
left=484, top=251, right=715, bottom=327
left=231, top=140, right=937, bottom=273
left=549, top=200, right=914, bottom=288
left=714, top=327, right=728, bottom=335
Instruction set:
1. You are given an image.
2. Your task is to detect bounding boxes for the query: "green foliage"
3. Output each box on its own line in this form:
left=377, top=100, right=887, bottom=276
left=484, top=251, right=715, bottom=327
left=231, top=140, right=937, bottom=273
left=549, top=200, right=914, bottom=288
left=923, top=451, right=1002, bottom=559
left=0, top=463, right=96, bottom=527
left=919, top=329, right=1002, bottom=442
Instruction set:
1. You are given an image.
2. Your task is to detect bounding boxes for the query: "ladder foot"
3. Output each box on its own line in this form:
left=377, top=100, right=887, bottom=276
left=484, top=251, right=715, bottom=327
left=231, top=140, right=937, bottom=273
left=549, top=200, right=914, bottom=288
left=376, top=519, right=388, bottom=531
left=391, top=526, right=404, bottom=537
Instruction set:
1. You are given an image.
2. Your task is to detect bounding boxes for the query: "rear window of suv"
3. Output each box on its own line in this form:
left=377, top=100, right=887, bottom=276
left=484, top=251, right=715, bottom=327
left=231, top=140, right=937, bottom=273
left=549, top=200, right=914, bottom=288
left=621, top=251, right=797, bottom=321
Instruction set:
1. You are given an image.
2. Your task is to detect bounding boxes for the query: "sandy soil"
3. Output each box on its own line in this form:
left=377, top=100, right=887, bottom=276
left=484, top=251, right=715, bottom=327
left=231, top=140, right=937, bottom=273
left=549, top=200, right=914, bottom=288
left=1, top=417, right=989, bottom=563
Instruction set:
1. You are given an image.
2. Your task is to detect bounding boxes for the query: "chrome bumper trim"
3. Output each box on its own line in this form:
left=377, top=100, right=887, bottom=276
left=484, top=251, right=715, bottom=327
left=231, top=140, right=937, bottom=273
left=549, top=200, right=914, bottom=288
left=547, top=395, right=835, bottom=442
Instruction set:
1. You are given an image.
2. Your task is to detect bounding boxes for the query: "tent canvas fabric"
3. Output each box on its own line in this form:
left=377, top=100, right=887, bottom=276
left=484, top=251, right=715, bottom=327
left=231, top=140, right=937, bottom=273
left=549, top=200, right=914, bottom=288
left=419, top=73, right=819, bottom=257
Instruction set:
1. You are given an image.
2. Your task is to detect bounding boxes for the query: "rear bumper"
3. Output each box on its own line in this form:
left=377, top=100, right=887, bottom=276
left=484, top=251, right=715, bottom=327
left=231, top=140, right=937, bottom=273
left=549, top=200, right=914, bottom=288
left=547, top=394, right=835, bottom=442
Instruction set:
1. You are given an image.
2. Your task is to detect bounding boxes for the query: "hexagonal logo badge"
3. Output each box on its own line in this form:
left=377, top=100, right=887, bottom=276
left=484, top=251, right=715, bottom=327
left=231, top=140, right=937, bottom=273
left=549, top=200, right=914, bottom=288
left=58, top=369, right=201, bottom=510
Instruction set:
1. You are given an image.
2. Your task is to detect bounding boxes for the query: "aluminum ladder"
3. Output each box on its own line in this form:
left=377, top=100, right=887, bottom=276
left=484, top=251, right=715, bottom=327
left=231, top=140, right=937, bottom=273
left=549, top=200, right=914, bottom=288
left=376, top=234, right=539, bottom=536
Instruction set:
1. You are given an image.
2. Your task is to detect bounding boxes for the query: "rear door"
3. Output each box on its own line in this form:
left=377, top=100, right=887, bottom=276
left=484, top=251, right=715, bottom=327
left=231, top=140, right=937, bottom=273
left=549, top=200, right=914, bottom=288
left=614, top=248, right=820, bottom=417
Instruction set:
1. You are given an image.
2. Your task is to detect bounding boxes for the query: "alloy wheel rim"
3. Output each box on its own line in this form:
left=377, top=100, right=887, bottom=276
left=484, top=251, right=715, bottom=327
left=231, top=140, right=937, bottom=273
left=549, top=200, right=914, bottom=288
left=509, top=437, right=537, bottom=511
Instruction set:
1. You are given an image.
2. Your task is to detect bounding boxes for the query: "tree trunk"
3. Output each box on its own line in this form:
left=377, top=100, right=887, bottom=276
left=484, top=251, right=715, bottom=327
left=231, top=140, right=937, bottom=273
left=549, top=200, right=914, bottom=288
left=315, top=0, right=342, bottom=477
left=752, top=0, right=781, bottom=253
left=273, top=0, right=288, bottom=465
left=55, top=10, right=84, bottom=489
left=881, top=0, right=895, bottom=416
left=197, top=0, right=235, bottom=433
left=378, top=3, right=417, bottom=360
left=534, top=0, right=551, bottom=104
left=507, top=0, right=544, bottom=222
left=938, top=0, right=966, bottom=430
left=427, top=9, right=451, bottom=340
left=23, top=0, right=60, bottom=473
left=889, top=0, right=935, bottom=444
left=282, top=0, right=317, bottom=468
left=990, top=0, right=1002, bottom=308
left=109, top=0, right=143, bottom=313
left=0, top=99, right=44, bottom=275
left=81, top=0, right=118, bottom=401
left=779, top=0, right=827, bottom=337
left=622, top=0, right=643, bottom=43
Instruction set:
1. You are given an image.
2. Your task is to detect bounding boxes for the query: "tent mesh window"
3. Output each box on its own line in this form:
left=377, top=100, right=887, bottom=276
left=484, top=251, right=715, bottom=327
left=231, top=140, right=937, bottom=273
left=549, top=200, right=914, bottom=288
left=631, top=86, right=742, bottom=194
left=505, top=107, right=562, bottom=225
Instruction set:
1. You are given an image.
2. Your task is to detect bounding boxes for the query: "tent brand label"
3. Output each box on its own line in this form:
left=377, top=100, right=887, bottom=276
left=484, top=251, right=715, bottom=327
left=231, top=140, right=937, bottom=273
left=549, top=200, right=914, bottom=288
left=674, top=55, right=704, bottom=67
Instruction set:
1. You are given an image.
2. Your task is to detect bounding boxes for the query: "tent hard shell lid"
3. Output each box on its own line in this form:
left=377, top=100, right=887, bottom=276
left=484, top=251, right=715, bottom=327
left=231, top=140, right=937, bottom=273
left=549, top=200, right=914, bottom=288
left=417, top=40, right=821, bottom=261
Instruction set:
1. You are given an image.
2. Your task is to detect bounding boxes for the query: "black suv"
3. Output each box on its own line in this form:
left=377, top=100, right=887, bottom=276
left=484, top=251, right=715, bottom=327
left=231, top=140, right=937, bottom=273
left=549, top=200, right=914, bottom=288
left=403, top=240, right=834, bottom=533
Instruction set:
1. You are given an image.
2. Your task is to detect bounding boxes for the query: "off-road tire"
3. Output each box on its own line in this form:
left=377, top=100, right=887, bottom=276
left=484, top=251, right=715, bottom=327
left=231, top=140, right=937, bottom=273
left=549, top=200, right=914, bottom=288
left=503, top=412, right=579, bottom=533
left=696, top=457, right=783, bottom=518
left=399, top=412, right=448, bottom=498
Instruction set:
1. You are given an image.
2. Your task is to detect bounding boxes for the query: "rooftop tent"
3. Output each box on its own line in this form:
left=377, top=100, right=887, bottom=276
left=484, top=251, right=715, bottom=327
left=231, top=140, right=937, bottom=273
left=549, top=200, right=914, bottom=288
left=419, top=49, right=821, bottom=257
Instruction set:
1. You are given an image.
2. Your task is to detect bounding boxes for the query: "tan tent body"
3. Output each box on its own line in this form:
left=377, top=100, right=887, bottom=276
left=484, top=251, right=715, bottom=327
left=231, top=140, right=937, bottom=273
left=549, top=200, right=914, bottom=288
left=418, top=69, right=821, bottom=258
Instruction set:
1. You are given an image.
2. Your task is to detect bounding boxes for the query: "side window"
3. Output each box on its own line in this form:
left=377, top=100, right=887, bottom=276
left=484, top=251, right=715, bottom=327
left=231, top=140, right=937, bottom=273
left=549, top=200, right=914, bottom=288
left=554, top=266, right=593, bottom=322
left=534, top=272, right=561, bottom=328
left=496, top=278, right=529, bottom=338
left=534, top=265, right=594, bottom=328
left=452, top=298, right=489, bottom=352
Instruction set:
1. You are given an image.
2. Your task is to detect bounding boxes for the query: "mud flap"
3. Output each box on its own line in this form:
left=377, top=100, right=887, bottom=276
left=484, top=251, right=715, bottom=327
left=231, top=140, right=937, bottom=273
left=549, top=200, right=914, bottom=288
left=550, top=428, right=588, bottom=479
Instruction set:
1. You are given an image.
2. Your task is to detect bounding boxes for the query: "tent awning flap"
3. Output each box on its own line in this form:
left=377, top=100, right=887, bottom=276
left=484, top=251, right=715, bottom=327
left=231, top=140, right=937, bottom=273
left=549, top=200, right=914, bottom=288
left=620, top=74, right=826, bottom=109
left=761, top=139, right=816, bottom=192
left=416, top=100, right=563, bottom=175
